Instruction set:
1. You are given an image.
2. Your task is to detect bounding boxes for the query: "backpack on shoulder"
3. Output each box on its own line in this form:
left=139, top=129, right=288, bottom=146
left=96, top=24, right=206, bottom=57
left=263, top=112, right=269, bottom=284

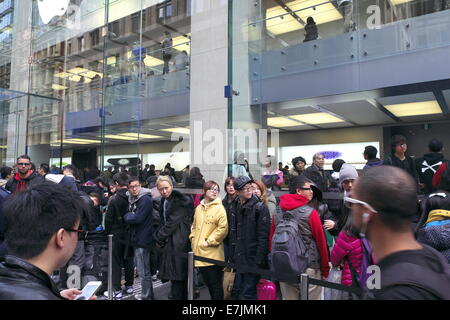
left=269, top=206, right=312, bottom=283
left=346, top=238, right=375, bottom=299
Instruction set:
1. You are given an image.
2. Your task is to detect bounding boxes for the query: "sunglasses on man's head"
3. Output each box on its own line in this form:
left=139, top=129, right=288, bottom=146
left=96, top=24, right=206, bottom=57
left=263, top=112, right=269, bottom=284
left=17, top=163, right=31, bottom=167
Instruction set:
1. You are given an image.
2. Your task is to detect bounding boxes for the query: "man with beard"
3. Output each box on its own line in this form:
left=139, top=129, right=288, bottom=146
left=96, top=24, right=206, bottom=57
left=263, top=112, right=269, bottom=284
left=6, top=155, right=44, bottom=193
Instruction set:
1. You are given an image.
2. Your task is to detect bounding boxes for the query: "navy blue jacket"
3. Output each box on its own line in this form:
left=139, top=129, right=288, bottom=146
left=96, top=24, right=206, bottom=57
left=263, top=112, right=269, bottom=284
left=123, top=188, right=154, bottom=247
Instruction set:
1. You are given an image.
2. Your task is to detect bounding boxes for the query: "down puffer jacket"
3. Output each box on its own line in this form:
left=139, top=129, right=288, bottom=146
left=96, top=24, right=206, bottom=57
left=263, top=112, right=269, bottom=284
left=330, top=231, right=362, bottom=286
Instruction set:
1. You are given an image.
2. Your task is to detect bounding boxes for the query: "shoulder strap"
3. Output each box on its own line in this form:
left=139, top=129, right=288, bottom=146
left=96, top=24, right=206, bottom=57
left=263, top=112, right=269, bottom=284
left=345, top=256, right=361, bottom=288
left=282, top=204, right=314, bottom=221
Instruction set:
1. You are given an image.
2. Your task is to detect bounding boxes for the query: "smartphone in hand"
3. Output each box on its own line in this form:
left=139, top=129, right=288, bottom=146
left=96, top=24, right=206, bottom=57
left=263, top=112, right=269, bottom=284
left=74, top=281, right=102, bottom=300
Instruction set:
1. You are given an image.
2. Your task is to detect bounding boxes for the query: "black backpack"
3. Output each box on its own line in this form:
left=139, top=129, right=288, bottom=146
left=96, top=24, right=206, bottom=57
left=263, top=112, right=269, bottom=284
left=269, top=206, right=312, bottom=283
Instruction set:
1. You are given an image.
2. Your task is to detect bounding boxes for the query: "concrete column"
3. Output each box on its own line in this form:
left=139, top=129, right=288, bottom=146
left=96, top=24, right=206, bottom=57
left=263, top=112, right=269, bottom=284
left=189, top=0, right=229, bottom=184
left=189, top=0, right=273, bottom=184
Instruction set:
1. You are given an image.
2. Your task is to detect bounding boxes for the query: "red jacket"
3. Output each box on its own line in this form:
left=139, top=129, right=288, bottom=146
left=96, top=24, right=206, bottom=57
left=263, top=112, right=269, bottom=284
left=330, top=231, right=362, bottom=286
left=432, top=162, right=447, bottom=188
left=278, top=194, right=330, bottom=278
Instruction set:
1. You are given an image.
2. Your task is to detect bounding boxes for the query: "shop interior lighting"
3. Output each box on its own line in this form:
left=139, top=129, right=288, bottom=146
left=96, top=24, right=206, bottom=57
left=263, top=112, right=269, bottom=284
left=52, top=84, right=68, bottom=90
left=384, top=100, right=442, bottom=117
left=120, top=132, right=163, bottom=139
left=99, top=56, right=117, bottom=65
left=160, top=127, right=190, bottom=134
left=290, top=112, right=345, bottom=124
left=391, top=0, right=414, bottom=4
left=266, top=0, right=342, bottom=35
left=143, top=55, right=164, bottom=67
left=267, top=117, right=303, bottom=127
left=54, top=67, right=102, bottom=83
left=104, top=134, right=137, bottom=141
left=172, top=34, right=191, bottom=54
left=52, top=138, right=101, bottom=145
left=290, top=0, right=343, bottom=24
left=67, top=67, right=89, bottom=74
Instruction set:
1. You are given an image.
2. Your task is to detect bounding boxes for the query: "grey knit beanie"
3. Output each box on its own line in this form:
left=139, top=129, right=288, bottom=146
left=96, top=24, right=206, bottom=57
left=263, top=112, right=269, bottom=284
left=339, top=164, right=358, bottom=185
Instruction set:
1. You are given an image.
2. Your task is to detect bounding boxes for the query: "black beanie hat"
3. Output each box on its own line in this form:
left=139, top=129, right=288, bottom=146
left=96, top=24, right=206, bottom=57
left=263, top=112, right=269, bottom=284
left=292, top=156, right=307, bottom=167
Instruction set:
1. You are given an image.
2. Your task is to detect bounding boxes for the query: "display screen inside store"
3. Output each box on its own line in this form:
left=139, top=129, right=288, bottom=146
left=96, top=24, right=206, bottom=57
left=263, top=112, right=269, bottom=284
left=269, top=142, right=381, bottom=170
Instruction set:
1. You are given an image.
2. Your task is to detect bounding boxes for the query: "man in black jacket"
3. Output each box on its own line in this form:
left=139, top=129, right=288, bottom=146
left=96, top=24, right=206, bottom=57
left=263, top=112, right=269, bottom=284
left=415, top=138, right=446, bottom=194
left=383, top=135, right=419, bottom=184
left=124, top=177, right=154, bottom=300
left=350, top=166, right=450, bottom=300
left=0, top=182, right=90, bottom=300
left=305, top=153, right=332, bottom=192
left=103, top=172, right=134, bottom=299
left=231, top=176, right=270, bottom=300
left=6, top=155, right=44, bottom=193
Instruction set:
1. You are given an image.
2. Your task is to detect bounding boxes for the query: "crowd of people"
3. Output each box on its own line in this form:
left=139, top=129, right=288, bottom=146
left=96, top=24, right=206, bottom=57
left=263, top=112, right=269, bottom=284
left=1, top=134, right=450, bottom=300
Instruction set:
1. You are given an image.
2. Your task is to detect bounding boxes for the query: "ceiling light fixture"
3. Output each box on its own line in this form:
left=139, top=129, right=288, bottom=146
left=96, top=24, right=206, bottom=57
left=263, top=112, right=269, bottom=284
left=120, top=133, right=163, bottom=139
left=384, top=100, right=442, bottom=117
left=267, top=117, right=303, bottom=127
left=266, top=0, right=342, bottom=35
left=160, top=127, right=190, bottom=134
left=290, top=112, right=345, bottom=124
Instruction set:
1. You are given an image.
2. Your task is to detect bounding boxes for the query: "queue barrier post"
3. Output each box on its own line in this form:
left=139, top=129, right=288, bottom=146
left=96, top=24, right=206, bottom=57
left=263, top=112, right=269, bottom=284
left=300, top=273, right=309, bottom=300
left=107, top=234, right=113, bottom=301
left=187, top=251, right=194, bottom=300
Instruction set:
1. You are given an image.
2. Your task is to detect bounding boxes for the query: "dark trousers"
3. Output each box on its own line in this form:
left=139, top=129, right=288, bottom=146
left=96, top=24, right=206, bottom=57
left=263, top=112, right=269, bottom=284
left=199, top=265, right=224, bottom=300
left=149, top=248, right=160, bottom=276
left=232, top=273, right=260, bottom=300
left=170, top=279, right=188, bottom=300
left=163, top=54, right=172, bottom=74
left=112, top=241, right=134, bottom=291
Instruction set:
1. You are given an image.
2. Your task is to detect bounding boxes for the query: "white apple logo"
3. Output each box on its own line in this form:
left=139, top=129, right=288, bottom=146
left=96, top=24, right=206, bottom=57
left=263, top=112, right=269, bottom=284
left=37, top=0, right=71, bottom=24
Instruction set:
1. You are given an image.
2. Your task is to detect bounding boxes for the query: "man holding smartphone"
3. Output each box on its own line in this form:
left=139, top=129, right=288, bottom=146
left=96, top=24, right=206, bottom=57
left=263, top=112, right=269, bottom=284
left=0, top=182, right=94, bottom=300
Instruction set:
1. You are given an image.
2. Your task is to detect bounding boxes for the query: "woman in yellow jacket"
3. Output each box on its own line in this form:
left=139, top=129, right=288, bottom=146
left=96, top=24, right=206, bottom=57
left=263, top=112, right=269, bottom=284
left=189, top=180, right=228, bottom=300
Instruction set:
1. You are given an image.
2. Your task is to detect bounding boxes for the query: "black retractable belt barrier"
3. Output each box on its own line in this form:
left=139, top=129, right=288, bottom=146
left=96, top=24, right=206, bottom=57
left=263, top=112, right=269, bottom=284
left=192, top=255, right=362, bottom=296
left=113, top=235, right=362, bottom=296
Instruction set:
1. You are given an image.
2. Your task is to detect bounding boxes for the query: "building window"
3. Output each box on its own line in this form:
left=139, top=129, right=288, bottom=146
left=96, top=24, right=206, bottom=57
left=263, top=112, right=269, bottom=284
left=108, top=21, right=119, bottom=37
left=157, top=1, right=172, bottom=20
left=91, top=29, right=100, bottom=46
left=131, top=13, right=139, bottom=33
left=78, top=36, right=84, bottom=51
left=186, top=0, right=191, bottom=16
left=68, top=41, right=72, bottom=55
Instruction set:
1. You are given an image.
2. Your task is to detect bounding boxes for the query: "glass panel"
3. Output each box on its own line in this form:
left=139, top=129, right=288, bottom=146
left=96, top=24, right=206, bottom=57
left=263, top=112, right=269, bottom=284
left=240, top=0, right=450, bottom=104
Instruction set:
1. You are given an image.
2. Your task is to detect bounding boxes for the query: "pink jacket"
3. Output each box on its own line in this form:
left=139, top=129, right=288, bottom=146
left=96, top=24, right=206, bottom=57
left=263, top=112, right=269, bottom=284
left=330, top=231, right=362, bottom=286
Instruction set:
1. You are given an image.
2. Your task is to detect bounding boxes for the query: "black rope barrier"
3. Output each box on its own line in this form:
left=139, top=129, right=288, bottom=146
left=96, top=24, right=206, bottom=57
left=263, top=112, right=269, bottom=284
left=110, top=236, right=362, bottom=296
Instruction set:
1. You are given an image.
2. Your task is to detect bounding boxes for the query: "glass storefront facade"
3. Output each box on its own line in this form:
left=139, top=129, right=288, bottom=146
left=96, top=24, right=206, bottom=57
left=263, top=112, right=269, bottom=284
left=1, top=0, right=450, bottom=184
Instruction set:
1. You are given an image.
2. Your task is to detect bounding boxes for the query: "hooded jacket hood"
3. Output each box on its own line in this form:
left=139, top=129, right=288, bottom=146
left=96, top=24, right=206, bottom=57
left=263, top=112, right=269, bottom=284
left=365, top=158, right=383, bottom=168
left=423, top=152, right=444, bottom=164
left=279, top=193, right=310, bottom=211
left=128, top=187, right=152, bottom=204
left=116, top=187, right=129, bottom=200
left=199, top=197, right=222, bottom=209
left=14, top=170, right=38, bottom=182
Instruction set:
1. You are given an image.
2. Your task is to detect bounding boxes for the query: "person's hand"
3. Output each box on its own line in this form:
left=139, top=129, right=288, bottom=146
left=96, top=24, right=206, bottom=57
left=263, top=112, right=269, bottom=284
left=323, top=220, right=335, bottom=230
left=202, top=239, right=209, bottom=248
left=60, top=288, right=82, bottom=300
left=61, top=288, right=98, bottom=300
